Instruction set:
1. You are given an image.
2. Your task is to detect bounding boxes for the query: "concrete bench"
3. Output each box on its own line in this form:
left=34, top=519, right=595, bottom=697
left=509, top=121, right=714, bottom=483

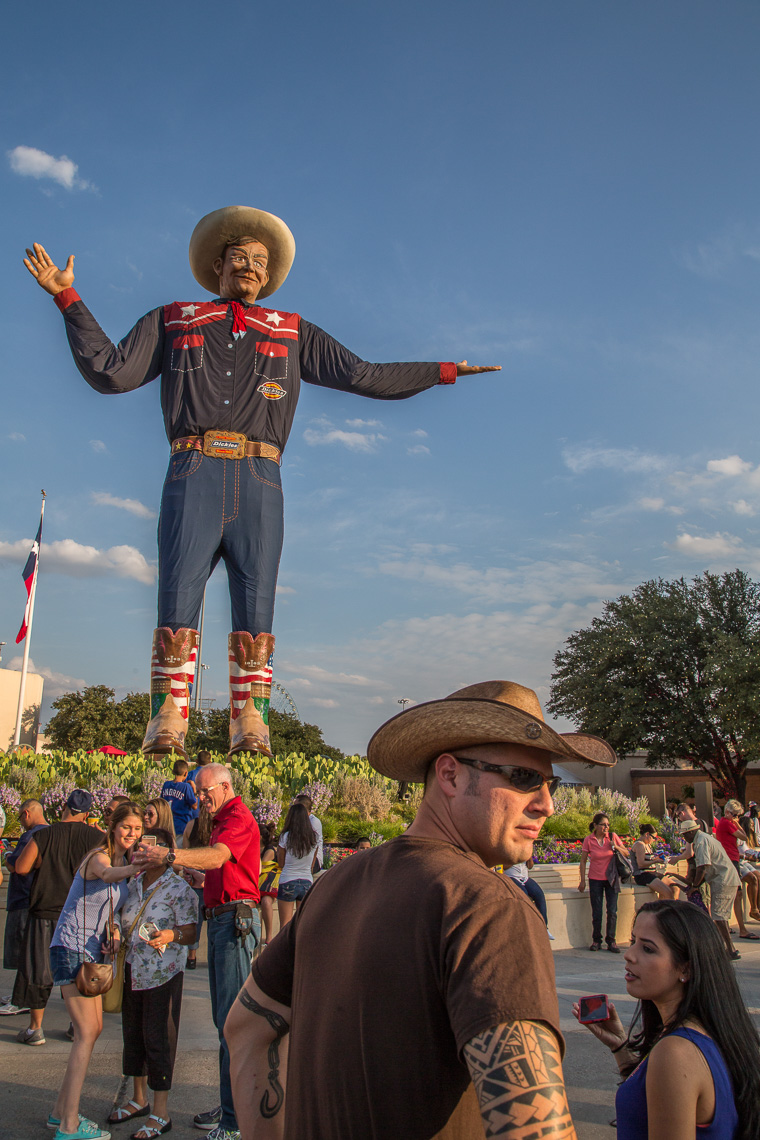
left=530, top=861, right=691, bottom=951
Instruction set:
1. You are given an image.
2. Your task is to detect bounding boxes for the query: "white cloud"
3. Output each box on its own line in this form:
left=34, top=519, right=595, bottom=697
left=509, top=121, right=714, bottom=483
left=345, top=418, right=382, bottom=428
left=671, top=531, right=744, bottom=559
left=312, top=698, right=339, bottom=708
left=90, top=440, right=107, bottom=454
left=8, top=145, right=93, bottom=191
left=275, top=584, right=296, bottom=596
left=706, top=456, right=753, bottom=477
left=376, top=554, right=627, bottom=607
left=91, top=491, right=156, bottom=519
left=563, top=445, right=669, bottom=476
left=412, top=429, right=428, bottom=438
left=638, top=497, right=665, bottom=511
left=8, top=432, right=26, bottom=442
left=680, top=224, right=760, bottom=278
left=0, top=538, right=155, bottom=584
left=4, top=655, right=87, bottom=700
left=407, top=444, right=431, bottom=456
left=278, top=662, right=375, bottom=688
left=303, top=425, right=388, bottom=452
left=731, top=500, right=755, bottom=516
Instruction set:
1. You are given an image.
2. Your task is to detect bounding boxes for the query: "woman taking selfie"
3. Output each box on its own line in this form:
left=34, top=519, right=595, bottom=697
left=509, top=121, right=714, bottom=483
left=48, top=802, right=143, bottom=1140
left=574, top=900, right=760, bottom=1139
left=108, top=826, right=198, bottom=1138
left=578, top=812, right=630, bottom=952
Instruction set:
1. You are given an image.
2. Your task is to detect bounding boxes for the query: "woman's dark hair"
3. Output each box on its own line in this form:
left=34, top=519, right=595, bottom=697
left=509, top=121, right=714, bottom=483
left=639, top=824, right=656, bottom=837
left=145, top=826, right=175, bottom=851
left=589, top=812, right=609, bottom=832
left=281, top=802, right=317, bottom=859
left=186, top=806, right=213, bottom=848
left=624, top=900, right=760, bottom=1140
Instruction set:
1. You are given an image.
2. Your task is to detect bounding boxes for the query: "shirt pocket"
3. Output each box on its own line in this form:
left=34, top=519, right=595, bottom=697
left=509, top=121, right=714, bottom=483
left=171, top=333, right=204, bottom=374
left=254, top=340, right=288, bottom=382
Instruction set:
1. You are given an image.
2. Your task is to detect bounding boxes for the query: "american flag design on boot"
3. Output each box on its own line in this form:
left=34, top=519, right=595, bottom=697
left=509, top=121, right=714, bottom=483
left=150, top=628, right=198, bottom=721
left=229, top=632, right=275, bottom=721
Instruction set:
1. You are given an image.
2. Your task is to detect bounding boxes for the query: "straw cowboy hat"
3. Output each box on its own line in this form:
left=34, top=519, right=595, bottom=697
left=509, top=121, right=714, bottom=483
left=189, top=206, right=296, bottom=299
left=367, top=680, right=617, bottom=783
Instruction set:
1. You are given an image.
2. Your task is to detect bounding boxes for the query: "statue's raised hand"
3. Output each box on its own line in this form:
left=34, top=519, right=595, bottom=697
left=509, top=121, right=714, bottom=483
left=24, top=243, right=75, bottom=295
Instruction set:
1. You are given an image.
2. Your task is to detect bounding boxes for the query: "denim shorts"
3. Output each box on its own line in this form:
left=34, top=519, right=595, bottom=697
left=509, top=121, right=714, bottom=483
left=277, top=878, right=311, bottom=902
left=50, top=945, right=99, bottom=986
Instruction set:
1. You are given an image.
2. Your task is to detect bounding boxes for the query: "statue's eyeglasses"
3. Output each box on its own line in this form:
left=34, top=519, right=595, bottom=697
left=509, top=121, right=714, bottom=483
left=453, top=756, right=560, bottom=796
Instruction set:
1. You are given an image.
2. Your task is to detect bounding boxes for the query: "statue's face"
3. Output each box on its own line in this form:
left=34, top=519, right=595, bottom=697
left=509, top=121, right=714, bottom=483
left=213, top=239, right=270, bottom=302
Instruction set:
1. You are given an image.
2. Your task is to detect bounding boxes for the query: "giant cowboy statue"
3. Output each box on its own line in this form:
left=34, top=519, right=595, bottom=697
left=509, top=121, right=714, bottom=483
left=24, top=206, right=500, bottom=760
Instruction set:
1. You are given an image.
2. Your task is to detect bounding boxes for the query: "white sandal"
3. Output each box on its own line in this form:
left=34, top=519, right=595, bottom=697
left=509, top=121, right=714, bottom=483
left=108, top=1099, right=150, bottom=1123
left=131, top=1114, right=171, bottom=1138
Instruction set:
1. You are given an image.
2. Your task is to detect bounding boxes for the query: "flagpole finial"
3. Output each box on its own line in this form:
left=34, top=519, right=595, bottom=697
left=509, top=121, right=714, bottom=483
left=41, top=489, right=46, bottom=498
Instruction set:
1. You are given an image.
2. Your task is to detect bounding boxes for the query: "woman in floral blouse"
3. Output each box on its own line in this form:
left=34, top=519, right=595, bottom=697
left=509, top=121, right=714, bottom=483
left=108, top=827, right=198, bottom=1139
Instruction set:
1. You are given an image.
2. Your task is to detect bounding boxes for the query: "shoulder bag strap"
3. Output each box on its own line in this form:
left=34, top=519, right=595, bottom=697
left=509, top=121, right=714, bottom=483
left=124, top=879, right=167, bottom=945
left=79, top=850, right=102, bottom=958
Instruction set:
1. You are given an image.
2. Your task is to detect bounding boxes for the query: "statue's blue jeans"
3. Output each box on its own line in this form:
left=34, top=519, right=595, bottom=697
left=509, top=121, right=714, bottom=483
left=157, top=450, right=284, bottom=635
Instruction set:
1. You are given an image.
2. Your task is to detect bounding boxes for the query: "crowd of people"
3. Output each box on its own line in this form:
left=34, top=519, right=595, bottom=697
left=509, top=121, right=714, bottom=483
left=1, top=684, right=760, bottom=1140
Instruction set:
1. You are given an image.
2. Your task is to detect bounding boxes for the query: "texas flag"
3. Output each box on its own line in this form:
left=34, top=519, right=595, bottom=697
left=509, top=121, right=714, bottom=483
left=16, top=516, right=42, bottom=644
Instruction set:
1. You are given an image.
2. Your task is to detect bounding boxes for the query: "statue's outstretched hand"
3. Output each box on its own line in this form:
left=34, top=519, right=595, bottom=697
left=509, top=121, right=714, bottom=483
left=455, top=360, right=501, bottom=376
left=24, top=243, right=75, bottom=295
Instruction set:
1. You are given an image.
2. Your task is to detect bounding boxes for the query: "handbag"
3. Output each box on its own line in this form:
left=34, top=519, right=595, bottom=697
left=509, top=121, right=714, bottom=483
left=612, top=837, right=634, bottom=883
left=75, top=854, right=116, bottom=998
left=103, top=880, right=166, bottom=1014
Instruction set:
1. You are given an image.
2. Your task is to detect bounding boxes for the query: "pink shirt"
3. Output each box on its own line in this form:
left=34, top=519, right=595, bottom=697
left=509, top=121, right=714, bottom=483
left=582, top=834, right=617, bottom=880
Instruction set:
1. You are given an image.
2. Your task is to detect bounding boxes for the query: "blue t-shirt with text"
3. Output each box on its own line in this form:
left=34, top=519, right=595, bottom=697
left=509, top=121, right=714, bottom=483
left=161, top=779, right=198, bottom=833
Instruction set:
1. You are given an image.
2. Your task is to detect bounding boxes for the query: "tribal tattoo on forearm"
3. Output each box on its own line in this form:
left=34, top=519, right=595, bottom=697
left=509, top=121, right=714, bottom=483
left=464, top=1020, right=576, bottom=1140
left=237, top=989, right=290, bottom=1119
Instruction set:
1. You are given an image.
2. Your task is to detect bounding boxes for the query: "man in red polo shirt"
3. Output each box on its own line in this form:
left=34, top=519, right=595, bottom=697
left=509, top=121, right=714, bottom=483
left=134, top=763, right=260, bottom=1140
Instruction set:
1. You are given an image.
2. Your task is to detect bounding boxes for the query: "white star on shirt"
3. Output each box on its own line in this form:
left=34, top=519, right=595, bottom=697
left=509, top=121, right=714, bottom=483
left=181, top=304, right=198, bottom=317
left=265, top=311, right=283, bottom=327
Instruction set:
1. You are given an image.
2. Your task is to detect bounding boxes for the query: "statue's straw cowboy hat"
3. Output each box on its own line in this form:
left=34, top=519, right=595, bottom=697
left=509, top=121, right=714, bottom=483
left=367, top=680, right=617, bottom=783
left=189, top=206, right=296, bottom=300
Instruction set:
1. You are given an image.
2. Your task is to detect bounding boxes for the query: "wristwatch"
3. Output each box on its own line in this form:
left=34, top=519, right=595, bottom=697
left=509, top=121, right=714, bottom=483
left=165, top=850, right=177, bottom=866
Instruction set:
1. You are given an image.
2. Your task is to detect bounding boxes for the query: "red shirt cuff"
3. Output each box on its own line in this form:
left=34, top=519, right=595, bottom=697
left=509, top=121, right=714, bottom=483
left=439, top=362, right=457, bottom=385
left=54, top=288, right=81, bottom=312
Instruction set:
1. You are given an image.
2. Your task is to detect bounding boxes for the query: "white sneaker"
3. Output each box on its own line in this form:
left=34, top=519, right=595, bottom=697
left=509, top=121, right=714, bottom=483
left=547, top=930, right=556, bottom=941
left=0, top=1000, right=30, bottom=1015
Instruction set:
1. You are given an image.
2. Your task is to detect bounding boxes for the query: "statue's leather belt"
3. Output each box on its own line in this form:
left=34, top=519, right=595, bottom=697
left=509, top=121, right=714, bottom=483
left=171, top=432, right=281, bottom=464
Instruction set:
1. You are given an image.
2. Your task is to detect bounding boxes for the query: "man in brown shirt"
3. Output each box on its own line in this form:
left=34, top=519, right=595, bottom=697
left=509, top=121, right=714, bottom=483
left=225, top=680, right=616, bottom=1139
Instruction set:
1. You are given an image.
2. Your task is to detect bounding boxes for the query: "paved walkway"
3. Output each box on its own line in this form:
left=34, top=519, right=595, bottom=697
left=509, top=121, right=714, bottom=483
left=2, top=896, right=760, bottom=1138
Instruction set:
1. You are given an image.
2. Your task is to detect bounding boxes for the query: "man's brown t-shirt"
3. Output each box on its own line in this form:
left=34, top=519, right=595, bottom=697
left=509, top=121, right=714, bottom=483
left=252, top=836, right=562, bottom=1140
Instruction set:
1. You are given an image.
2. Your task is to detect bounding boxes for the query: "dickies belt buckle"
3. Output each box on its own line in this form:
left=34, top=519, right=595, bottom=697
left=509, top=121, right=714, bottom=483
left=203, top=430, right=247, bottom=458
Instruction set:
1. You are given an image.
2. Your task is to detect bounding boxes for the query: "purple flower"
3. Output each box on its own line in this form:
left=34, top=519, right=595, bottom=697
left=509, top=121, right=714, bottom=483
left=0, top=785, right=22, bottom=814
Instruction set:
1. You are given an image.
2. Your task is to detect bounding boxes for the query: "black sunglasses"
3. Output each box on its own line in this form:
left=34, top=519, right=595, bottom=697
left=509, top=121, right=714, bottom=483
left=454, top=756, right=560, bottom=796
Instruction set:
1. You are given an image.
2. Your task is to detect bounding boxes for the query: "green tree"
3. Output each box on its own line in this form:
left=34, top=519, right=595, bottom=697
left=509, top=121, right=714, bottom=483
left=47, top=687, right=203, bottom=753
left=548, top=570, right=760, bottom=801
left=193, top=706, right=347, bottom=761
left=46, top=685, right=120, bottom=750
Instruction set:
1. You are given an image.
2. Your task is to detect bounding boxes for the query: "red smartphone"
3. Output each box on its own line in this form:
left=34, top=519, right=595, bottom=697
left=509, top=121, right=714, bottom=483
left=578, top=994, right=609, bottom=1023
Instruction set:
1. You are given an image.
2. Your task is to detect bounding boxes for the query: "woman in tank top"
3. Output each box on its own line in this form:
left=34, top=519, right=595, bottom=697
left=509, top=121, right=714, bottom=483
left=48, top=801, right=143, bottom=1139
left=573, top=899, right=760, bottom=1139
left=276, top=802, right=319, bottom=928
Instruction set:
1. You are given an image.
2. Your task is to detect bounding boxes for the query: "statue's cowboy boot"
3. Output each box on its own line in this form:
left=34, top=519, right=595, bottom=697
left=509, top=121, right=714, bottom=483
left=228, top=632, right=275, bottom=758
left=141, top=627, right=198, bottom=758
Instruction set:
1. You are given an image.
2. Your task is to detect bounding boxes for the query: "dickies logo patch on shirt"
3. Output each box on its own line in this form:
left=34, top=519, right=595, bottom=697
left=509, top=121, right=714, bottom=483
left=257, top=382, right=287, bottom=400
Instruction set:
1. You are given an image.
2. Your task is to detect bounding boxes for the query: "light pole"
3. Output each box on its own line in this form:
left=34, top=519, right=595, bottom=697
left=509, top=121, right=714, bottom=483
left=396, top=698, right=414, bottom=800
left=196, top=663, right=210, bottom=710
left=0, top=642, right=6, bottom=666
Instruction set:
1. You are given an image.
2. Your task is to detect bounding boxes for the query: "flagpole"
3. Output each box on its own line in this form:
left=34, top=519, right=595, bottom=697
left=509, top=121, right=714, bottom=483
left=194, top=588, right=206, bottom=711
left=13, top=490, right=46, bottom=749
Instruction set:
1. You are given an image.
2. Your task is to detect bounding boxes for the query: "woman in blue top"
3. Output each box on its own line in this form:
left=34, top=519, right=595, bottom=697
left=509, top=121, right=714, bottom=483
left=574, top=900, right=760, bottom=1140
left=49, top=802, right=143, bottom=1140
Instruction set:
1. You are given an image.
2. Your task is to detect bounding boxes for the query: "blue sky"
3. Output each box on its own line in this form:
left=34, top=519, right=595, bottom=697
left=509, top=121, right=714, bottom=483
left=1, top=1, right=760, bottom=754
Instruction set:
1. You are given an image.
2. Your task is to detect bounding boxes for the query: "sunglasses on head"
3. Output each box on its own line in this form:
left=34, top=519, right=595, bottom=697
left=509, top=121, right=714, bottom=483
left=454, top=756, right=560, bottom=795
